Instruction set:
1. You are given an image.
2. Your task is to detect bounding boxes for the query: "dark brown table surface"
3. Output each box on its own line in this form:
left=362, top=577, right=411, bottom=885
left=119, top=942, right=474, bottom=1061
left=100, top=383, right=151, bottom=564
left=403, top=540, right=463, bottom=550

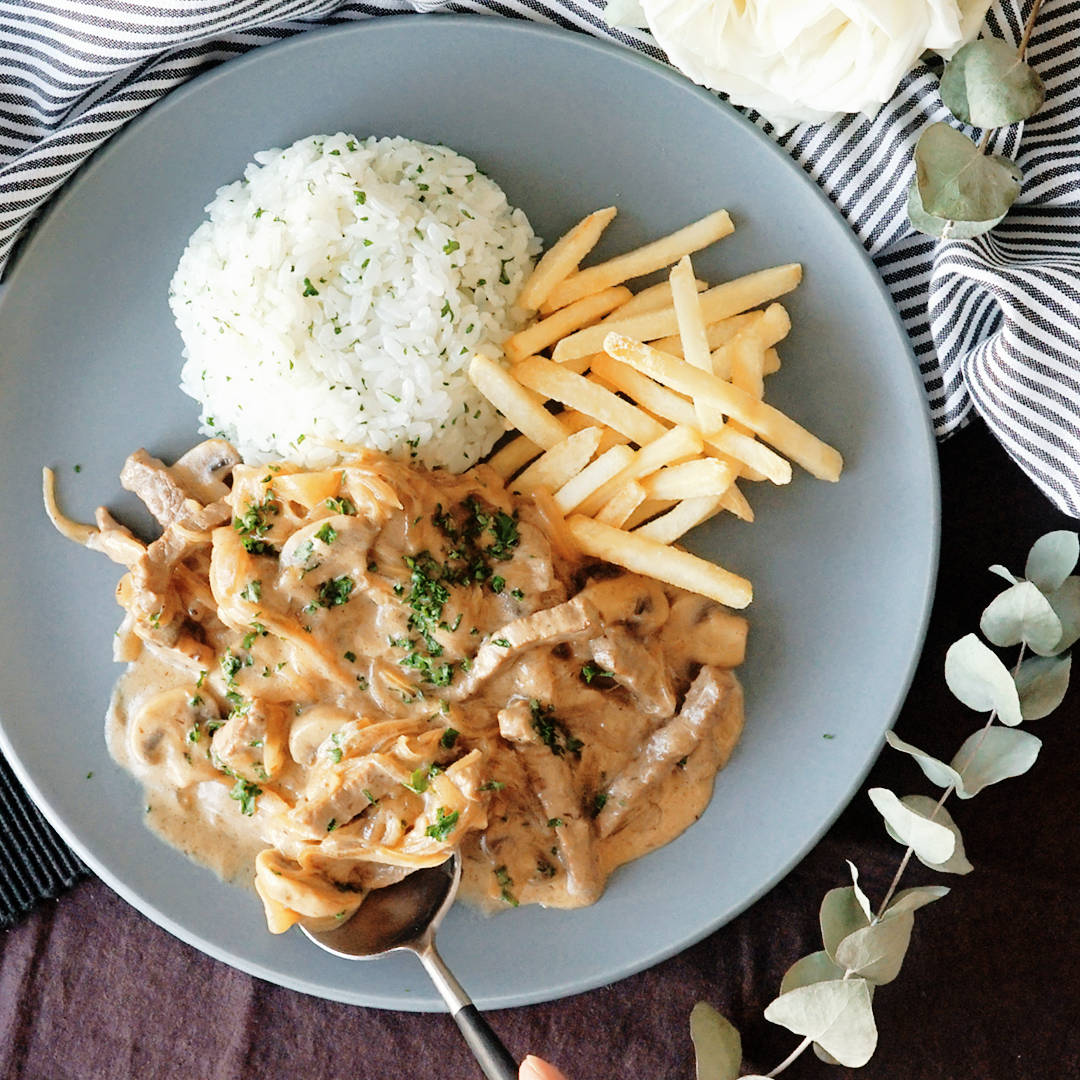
left=2, top=418, right=1077, bottom=1080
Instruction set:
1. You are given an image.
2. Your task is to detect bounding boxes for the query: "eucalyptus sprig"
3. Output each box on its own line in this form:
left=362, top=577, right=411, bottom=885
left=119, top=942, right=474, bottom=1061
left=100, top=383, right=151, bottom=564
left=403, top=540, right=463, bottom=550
left=692, top=529, right=1078, bottom=1078
left=908, top=1, right=1046, bottom=239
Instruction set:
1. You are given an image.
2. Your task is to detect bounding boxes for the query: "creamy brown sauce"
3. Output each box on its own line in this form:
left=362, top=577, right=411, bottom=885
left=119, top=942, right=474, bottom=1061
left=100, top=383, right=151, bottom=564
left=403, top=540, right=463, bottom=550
left=85, top=441, right=747, bottom=930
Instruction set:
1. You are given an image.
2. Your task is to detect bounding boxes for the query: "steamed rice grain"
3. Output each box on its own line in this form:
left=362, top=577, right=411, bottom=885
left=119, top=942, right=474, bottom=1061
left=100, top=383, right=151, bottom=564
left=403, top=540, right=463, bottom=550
left=170, top=133, right=540, bottom=472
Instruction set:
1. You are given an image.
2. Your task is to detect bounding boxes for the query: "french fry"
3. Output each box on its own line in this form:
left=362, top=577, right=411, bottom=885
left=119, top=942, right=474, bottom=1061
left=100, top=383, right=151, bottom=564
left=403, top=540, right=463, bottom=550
left=670, top=255, right=725, bottom=436
left=576, top=424, right=703, bottom=518
left=517, top=206, right=617, bottom=311
left=469, top=355, right=568, bottom=449
left=553, top=444, right=636, bottom=515
left=764, top=347, right=781, bottom=375
left=622, top=498, right=678, bottom=530
left=567, top=515, right=752, bottom=609
left=595, top=480, right=648, bottom=528
left=652, top=311, right=760, bottom=358
left=553, top=264, right=802, bottom=364
left=602, top=278, right=707, bottom=322
left=604, top=333, right=842, bottom=482
left=504, top=286, right=631, bottom=363
left=513, top=356, right=667, bottom=446
left=642, top=458, right=737, bottom=500
left=634, top=495, right=723, bottom=544
left=590, top=354, right=792, bottom=484
left=720, top=482, right=754, bottom=522
left=487, top=433, right=542, bottom=479
left=543, top=210, right=734, bottom=312
left=515, top=426, right=603, bottom=492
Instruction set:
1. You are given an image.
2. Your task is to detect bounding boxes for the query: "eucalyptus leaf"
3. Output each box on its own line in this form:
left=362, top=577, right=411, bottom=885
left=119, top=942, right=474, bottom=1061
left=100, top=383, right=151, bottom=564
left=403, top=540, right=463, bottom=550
left=884, top=796, right=973, bottom=874
left=989, top=564, right=1020, bottom=584
left=690, top=1002, right=742, bottom=1080
left=820, top=887, right=871, bottom=963
left=847, top=860, right=873, bottom=923
left=884, top=731, right=963, bottom=789
left=885, top=884, right=951, bottom=917
left=834, top=911, right=914, bottom=985
left=944, top=634, right=1023, bottom=726
left=1047, top=577, right=1080, bottom=651
left=979, top=580, right=1062, bottom=655
left=1025, top=530, right=1079, bottom=592
left=868, top=788, right=955, bottom=865
left=907, top=179, right=1006, bottom=239
left=915, top=122, right=1022, bottom=223
left=940, top=38, right=1045, bottom=127
left=1015, top=654, right=1072, bottom=720
left=780, top=951, right=846, bottom=996
left=812, top=1044, right=844, bottom=1065
left=763, top=979, right=877, bottom=1067
left=950, top=726, right=1041, bottom=799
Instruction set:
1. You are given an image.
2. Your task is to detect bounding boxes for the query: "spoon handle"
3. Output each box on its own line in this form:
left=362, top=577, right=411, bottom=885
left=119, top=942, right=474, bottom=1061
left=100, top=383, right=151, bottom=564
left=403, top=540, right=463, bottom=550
left=418, top=943, right=519, bottom=1080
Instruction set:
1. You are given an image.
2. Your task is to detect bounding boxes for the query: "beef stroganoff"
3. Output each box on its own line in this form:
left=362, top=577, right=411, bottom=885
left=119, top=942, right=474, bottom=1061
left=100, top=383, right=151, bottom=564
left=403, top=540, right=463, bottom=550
left=46, top=441, right=746, bottom=929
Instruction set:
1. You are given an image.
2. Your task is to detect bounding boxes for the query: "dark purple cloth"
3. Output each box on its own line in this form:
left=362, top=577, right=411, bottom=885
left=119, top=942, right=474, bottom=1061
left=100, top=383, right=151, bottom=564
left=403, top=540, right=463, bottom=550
left=2, top=420, right=1078, bottom=1080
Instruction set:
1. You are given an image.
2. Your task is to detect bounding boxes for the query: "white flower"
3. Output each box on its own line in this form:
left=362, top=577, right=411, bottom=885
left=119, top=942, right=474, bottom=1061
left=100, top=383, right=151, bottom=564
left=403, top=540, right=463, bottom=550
left=608, top=0, right=991, bottom=131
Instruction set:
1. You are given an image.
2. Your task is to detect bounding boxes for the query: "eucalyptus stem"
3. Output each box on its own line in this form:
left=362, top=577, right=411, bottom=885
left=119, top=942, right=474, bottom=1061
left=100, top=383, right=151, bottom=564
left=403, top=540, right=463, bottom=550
left=766, top=1036, right=813, bottom=1078
left=1018, top=0, right=1045, bottom=60
left=875, top=643, right=1028, bottom=921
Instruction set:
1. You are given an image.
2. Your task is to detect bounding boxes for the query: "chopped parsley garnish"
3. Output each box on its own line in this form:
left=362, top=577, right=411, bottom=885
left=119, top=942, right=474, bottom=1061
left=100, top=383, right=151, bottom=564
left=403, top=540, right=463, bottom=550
left=490, top=575, right=505, bottom=594
left=302, top=277, right=319, bottom=296
left=233, top=496, right=280, bottom=555
left=229, top=778, right=262, bottom=816
left=580, top=662, right=616, bottom=685
left=326, top=818, right=338, bottom=832
left=439, top=728, right=459, bottom=750
left=344, top=650, right=357, bottom=663
left=363, top=789, right=378, bottom=806
left=220, top=649, right=242, bottom=682
left=240, top=580, right=262, bottom=602
left=425, top=807, right=459, bottom=841
left=405, top=766, right=431, bottom=794
left=511, top=588, right=525, bottom=600
left=241, top=622, right=267, bottom=650
left=493, top=638, right=511, bottom=649
left=315, top=522, right=338, bottom=545
left=592, top=792, right=608, bottom=816
left=480, top=780, right=506, bottom=792
left=354, top=189, right=366, bottom=204
left=443, top=239, right=460, bottom=255
left=315, top=575, right=354, bottom=608
left=325, top=496, right=357, bottom=515
left=547, top=817, right=564, bottom=828
left=494, top=865, right=518, bottom=907
left=530, top=699, right=583, bottom=758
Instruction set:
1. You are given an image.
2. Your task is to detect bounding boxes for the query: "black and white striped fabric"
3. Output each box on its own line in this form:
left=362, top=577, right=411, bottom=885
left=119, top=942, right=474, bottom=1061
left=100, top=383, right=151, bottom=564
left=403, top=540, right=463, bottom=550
left=0, top=0, right=1078, bottom=920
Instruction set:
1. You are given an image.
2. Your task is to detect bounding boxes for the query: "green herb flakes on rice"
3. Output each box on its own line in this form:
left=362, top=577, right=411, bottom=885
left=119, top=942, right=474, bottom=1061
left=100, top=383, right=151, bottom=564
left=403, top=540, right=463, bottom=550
left=170, top=133, right=540, bottom=472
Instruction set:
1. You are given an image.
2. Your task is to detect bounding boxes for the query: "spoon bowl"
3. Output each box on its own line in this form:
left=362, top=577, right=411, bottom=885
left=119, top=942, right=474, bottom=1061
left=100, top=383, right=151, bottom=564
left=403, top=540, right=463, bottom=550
left=300, top=854, right=518, bottom=1080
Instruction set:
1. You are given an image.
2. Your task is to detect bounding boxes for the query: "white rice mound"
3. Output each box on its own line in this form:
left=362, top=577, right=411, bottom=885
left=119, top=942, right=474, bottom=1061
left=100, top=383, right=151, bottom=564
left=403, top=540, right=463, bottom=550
left=170, top=133, right=540, bottom=472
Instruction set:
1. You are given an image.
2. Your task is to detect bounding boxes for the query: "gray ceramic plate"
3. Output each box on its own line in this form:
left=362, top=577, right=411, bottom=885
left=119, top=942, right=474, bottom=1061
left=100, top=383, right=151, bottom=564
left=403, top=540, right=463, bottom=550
left=0, top=17, right=939, bottom=1010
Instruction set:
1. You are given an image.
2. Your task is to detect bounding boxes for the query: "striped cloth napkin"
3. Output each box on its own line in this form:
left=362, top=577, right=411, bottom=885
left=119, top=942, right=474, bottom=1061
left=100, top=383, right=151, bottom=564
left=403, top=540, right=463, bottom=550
left=0, top=0, right=1077, bottom=924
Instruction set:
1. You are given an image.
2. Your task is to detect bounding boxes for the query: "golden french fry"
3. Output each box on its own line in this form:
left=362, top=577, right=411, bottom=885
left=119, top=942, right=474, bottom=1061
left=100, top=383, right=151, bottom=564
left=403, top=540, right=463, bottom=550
left=603, top=334, right=842, bottom=482
left=554, top=444, right=636, bottom=515
left=671, top=254, right=725, bottom=436
left=591, top=354, right=792, bottom=485
left=641, top=458, right=737, bottom=500
left=633, top=495, right=723, bottom=544
left=543, top=210, right=734, bottom=312
left=602, top=278, right=708, bottom=322
left=567, top=515, right=752, bottom=609
left=487, top=433, right=542, bottom=479
left=553, top=264, right=801, bottom=364
left=708, top=428, right=792, bottom=485
left=720, top=482, right=754, bottom=522
left=594, top=480, right=648, bottom=528
left=576, top=424, right=703, bottom=518
left=517, top=206, right=617, bottom=311
left=652, top=311, right=760, bottom=359
left=513, top=356, right=667, bottom=446
left=764, top=347, right=781, bottom=375
left=469, top=355, right=569, bottom=450
left=504, top=286, right=631, bottom=363
left=515, top=426, right=603, bottom=492
left=710, top=303, right=791, bottom=378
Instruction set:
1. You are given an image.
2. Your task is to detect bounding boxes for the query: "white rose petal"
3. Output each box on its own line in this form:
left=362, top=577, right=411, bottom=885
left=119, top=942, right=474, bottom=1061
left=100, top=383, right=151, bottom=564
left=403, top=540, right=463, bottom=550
left=635, top=0, right=992, bottom=131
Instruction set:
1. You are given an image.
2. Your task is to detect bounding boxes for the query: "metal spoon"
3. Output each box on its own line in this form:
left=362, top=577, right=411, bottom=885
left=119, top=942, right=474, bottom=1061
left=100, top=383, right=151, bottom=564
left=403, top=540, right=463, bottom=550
left=299, top=854, right=518, bottom=1080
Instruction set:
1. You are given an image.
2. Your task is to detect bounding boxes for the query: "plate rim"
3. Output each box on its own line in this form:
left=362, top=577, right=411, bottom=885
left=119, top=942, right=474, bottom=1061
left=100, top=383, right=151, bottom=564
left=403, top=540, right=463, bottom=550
left=0, top=14, right=941, bottom=1011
